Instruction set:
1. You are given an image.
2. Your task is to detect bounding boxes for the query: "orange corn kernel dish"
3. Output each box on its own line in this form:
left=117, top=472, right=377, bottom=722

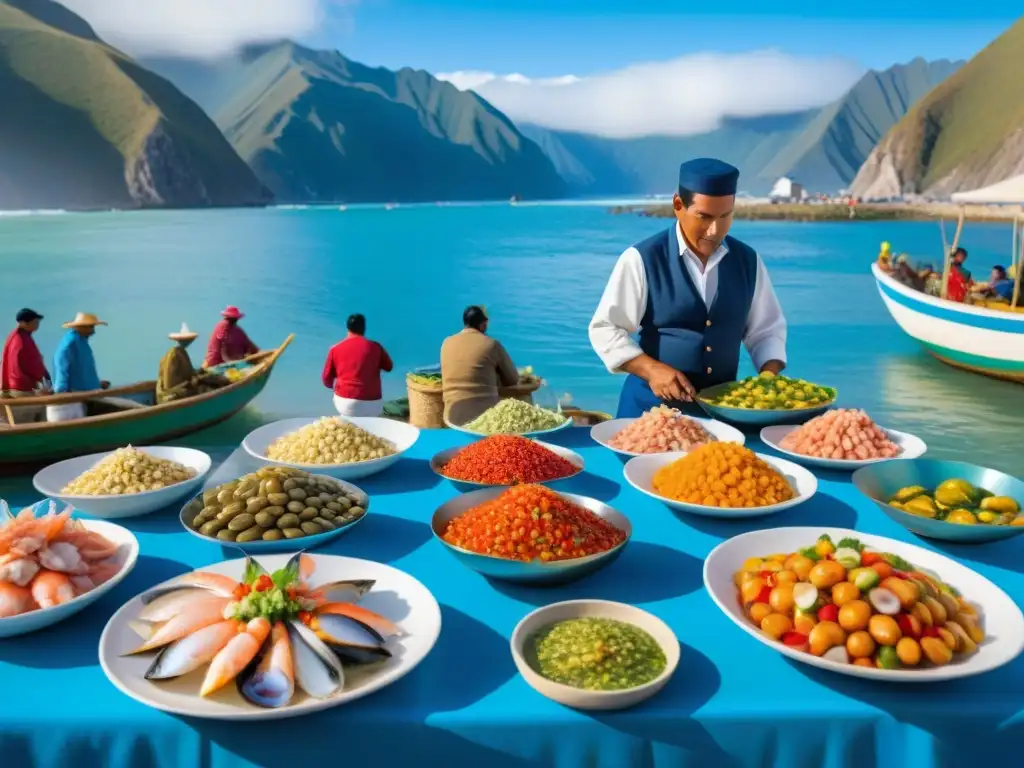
left=652, top=443, right=794, bottom=508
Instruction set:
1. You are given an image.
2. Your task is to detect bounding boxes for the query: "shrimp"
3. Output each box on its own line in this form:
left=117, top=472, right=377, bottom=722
left=0, top=554, right=40, bottom=587
left=0, top=582, right=33, bottom=618
left=30, top=570, right=76, bottom=608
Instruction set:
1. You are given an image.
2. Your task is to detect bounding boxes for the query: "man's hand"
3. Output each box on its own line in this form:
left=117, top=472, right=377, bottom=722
left=760, top=360, right=785, bottom=376
left=646, top=361, right=696, bottom=402
left=100, top=380, right=110, bottom=390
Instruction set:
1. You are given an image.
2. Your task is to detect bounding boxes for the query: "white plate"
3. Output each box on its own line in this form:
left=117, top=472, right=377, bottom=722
left=704, top=526, right=1024, bottom=682
left=0, top=505, right=139, bottom=637
left=32, top=447, right=211, bottom=519
left=760, top=425, right=927, bottom=471
left=99, top=553, right=441, bottom=720
left=591, top=416, right=745, bottom=458
left=623, top=451, right=817, bottom=518
left=511, top=600, right=680, bottom=711
left=242, top=417, right=419, bottom=480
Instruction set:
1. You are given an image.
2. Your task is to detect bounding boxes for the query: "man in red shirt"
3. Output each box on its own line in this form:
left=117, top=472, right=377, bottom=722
left=322, top=314, right=393, bottom=416
left=1, top=308, right=51, bottom=424
left=204, top=306, right=259, bottom=367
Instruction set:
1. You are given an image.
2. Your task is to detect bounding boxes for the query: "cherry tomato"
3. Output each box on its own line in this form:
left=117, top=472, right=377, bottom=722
left=861, top=552, right=884, bottom=567
left=817, top=604, right=839, bottom=623
left=782, top=632, right=809, bottom=650
left=922, top=626, right=941, bottom=638
left=755, top=586, right=772, bottom=604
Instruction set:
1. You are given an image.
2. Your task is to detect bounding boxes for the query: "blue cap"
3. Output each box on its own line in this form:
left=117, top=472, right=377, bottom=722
left=678, top=158, right=739, bottom=197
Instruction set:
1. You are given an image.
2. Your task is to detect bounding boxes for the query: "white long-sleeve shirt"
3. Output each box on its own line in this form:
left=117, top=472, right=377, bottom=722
left=589, top=223, right=787, bottom=374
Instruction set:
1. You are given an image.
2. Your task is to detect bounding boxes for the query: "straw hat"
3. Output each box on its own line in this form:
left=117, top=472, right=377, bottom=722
left=63, top=312, right=107, bottom=329
left=221, top=306, right=244, bottom=320
left=169, top=322, right=198, bottom=341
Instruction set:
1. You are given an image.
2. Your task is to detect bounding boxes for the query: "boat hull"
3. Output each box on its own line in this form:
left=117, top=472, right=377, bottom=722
left=871, top=264, right=1024, bottom=382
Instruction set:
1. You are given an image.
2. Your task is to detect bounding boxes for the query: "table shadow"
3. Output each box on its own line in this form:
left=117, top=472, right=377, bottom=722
left=359, top=458, right=442, bottom=495
left=787, top=656, right=1024, bottom=761
left=0, top=555, right=189, bottom=669
left=319, top=512, right=433, bottom=563
left=555, top=471, right=622, bottom=502
left=183, top=605, right=523, bottom=765
left=594, top=643, right=734, bottom=765
left=490, top=542, right=702, bottom=606
left=545, top=427, right=598, bottom=449
left=676, top=493, right=859, bottom=540
left=116, top=505, right=187, bottom=534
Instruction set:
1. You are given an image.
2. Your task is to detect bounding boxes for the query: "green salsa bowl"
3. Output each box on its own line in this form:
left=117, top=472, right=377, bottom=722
left=510, top=599, right=680, bottom=711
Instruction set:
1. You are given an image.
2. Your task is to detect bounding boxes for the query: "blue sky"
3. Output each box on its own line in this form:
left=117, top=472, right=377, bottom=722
left=325, top=0, right=1021, bottom=76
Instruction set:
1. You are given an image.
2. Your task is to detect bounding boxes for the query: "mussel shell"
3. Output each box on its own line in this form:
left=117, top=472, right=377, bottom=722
left=314, top=612, right=385, bottom=647
left=316, top=579, right=375, bottom=603
left=331, top=644, right=392, bottom=665
left=140, top=584, right=209, bottom=606
left=287, top=620, right=345, bottom=699
left=237, top=640, right=294, bottom=709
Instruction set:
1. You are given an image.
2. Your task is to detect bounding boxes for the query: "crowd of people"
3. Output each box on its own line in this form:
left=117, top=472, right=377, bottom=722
left=0, top=305, right=262, bottom=425
left=878, top=241, right=1020, bottom=306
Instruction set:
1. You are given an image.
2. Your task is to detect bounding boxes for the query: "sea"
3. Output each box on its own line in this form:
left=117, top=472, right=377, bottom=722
left=1, top=201, right=1021, bottom=475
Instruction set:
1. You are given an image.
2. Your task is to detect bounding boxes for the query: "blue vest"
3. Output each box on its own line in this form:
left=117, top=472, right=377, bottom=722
left=616, top=227, right=757, bottom=418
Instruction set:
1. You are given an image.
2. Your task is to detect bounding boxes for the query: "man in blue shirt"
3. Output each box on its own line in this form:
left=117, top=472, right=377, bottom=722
left=986, top=266, right=1015, bottom=302
left=49, top=312, right=110, bottom=422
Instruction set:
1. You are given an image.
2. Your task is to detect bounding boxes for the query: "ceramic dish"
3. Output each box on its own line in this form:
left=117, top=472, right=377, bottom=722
left=590, top=416, right=745, bottom=459
left=179, top=474, right=370, bottom=552
left=431, top=488, right=631, bottom=584
left=697, top=381, right=836, bottom=427
left=430, top=439, right=584, bottom=491
left=32, top=446, right=211, bottom=519
left=242, top=417, right=419, bottom=481
left=623, top=451, right=817, bottom=518
left=510, top=599, right=680, bottom=710
left=98, top=552, right=441, bottom=720
left=444, top=414, right=573, bottom=439
left=703, top=526, right=1024, bottom=681
left=852, top=459, right=1024, bottom=544
left=0, top=501, right=139, bottom=637
left=761, top=425, right=927, bottom=471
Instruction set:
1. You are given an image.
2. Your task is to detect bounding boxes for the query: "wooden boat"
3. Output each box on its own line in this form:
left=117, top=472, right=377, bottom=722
left=0, top=335, right=293, bottom=466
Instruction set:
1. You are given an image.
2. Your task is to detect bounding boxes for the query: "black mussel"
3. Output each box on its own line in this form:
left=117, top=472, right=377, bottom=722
left=287, top=620, right=345, bottom=699
left=238, top=622, right=295, bottom=708
left=314, top=579, right=375, bottom=603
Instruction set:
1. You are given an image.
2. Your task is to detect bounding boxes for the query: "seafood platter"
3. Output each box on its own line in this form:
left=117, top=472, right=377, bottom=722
left=589, top=405, right=745, bottom=458
left=99, top=551, right=441, bottom=720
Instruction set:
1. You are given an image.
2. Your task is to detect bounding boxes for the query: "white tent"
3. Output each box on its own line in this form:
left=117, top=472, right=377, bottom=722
left=950, top=174, right=1024, bottom=204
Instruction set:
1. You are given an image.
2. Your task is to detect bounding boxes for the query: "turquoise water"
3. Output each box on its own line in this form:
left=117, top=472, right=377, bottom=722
left=1, top=204, right=1022, bottom=474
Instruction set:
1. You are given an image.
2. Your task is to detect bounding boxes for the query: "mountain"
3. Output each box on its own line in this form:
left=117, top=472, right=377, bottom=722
left=0, top=0, right=270, bottom=210
left=522, top=58, right=960, bottom=197
left=851, top=20, right=1024, bottom=198
left=150, top=43, right=567, bottom=203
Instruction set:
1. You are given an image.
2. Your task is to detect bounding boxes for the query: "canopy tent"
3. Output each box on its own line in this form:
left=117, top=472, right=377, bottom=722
left=951, top=174, right=1024, bottom=205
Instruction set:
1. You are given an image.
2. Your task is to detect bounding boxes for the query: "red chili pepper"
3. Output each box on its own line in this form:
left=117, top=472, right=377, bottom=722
left=440, top=436, right=578, bottom=485
left=232, top=584, right=247, bottom=600
left=896, top=614, right=921, bottom=639
left=782, top=632, right=809, bottom=648
left=759, top=571, right=777, bottom=587
left=298, top=611, right=312, bottom=624
left=861, top=552, right=884, bottom=567
left=921, top=626, right=941, bottom=638
left=817, top=604, right=839, bottom=623
left=254, top=574, right=273, bottom=592
left=755, top=586, right=772, bottom=604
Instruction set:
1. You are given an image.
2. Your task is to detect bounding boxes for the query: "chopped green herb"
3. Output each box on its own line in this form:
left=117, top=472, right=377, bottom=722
left=837, top=537, right=864, bottom=552
left=817, top=534, right=834, bottom=545
left=882, top=553, right=915, bottom=572
left=798, top=546, right=821, bottom=562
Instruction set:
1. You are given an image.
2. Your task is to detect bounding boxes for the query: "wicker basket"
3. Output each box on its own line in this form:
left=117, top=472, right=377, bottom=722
left=406, top=378, right=445, bottom=429
left=498, top=379, right=542, bottom=403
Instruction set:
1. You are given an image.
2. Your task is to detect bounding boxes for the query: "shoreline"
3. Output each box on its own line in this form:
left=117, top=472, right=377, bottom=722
left=610, top=202, right=1024, bottom=223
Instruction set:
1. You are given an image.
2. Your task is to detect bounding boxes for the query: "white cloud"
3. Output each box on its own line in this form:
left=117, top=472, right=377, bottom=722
left=61, top=0, right=351, bottom=59
left=438, top=50, right=864, bottom=139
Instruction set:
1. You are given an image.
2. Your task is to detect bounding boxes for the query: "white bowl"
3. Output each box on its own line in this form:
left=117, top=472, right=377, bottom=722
left=32, top=447, right=211, bottom=519
left=510, top=599, right=680, bottom=710
left=99, top=552, right=441, bottom=720
left=590, top=416, right=745, bottom=458
left=242, top=417, right=420, bottom=480
left=760, top=425, right=927, bottom=471
left=444, top=413, right=573, bottom=439
left=623, top=451, right=817, bottom=518
left=703, top=526, right=1024, bottom=682
left=0, top=506, right=139, bottom=637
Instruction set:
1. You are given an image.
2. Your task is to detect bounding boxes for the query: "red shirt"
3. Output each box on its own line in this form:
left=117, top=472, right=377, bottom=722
left=1, top=328, right=49, bottom=392
left=322, top=335, right=393, bottom=401
left=204, top=320, right=258, bottom=367
left=947, top=266, right=970, bottom=302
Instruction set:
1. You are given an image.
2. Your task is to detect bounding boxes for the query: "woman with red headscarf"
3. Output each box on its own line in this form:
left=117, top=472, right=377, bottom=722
left=204, top=306, right=259, bottom=367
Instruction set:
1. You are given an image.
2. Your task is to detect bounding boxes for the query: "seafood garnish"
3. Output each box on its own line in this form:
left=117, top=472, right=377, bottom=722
left=131, top=553, right=401, bottom=708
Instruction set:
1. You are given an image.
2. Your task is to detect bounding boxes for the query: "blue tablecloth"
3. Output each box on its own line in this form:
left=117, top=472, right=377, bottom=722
left=1, top=428, right=1022, bottom=768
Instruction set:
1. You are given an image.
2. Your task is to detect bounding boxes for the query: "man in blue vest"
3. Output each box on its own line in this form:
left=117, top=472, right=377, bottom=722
left=589, top=158, right=788, bottom=418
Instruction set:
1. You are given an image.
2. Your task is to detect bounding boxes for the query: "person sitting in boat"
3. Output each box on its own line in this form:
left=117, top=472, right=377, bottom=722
left=877, top=241, right=894, bottom=272
left=974, top=266, right=1015, bottom=303
left=440, top=305, right=519, bottom=425
left=322, top=313, right=393, bottom=417
left=204, top=306, right=259, bottom=368
left=1, top=308, right=51, bottom=424
left=945, top=248, right=972, bottom=302
left=156, top=323, right=228, bottom=403
left=48, top=312, right=109, bottom=422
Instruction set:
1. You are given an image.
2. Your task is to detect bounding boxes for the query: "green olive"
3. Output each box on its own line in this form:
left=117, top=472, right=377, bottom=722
left=267, top=492, right=289, bottom=506
left=300, top=521, right=323, bottom=535
left=200, top=505, right=221, bottom=519
left=247, top=497, right=269, bottom=514
left=281, top=527, right=304, bottom=539
left=319, top=509, right=336, bottom=521
left=235, top=525, right=264, bottom=543
left=312, top=517, right=335, bottom=530
left=288, top=488, right=307, bottom=501
left=216, top=488, right=236, bottom=505
left=305, top=497, right=323, bottom=509
left=299, top=508, right=318, bottom=521
left=216, top=505, right=243, bottom=522
left=283, top=479, right=297, bottom=491
left=262, top=529, right=284, bottom=541
left=348, top=506, right=366, bottom=518
left=199, top=519, right=226, bottom=536
left=285, top=500, right=304, bottom=513
left=202, top=489, right=219, bottom=505
left=216, top=528, right=238, bottom=541
left=265, top=478, right=283, bottom=494
left=228, top=513, right=256, bottom=532
left=264, top=505, right=285, bottom=518
left=326, top=501, right=343, bottom=513
left=254, top=511, right=276, bottom=528
left=277, top=513, right=300, bottom=529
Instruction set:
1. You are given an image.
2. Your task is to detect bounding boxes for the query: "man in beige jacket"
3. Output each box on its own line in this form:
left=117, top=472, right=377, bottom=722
left=440, top=306, right=519, bottom=424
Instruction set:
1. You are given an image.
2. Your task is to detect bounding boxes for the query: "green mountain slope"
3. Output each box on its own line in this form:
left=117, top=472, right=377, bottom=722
left=851, top=20, right=1024, bottom=198
left=0, top=0, right=270, bottom=210
left=169, top=42, right=566, bottom=203
left=523, top=58, right=959, bottom=196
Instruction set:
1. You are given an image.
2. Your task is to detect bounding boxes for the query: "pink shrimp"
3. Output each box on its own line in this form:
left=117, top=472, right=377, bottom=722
left=30, top=570, right=76, bottom=608
left=200, top=617, right=271, bottom=696
left=0, top=582, right=32, bottom=617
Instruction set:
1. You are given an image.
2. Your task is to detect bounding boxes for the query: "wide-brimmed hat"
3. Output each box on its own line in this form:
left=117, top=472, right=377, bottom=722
left=63, top=312, right=107, bottom=329
left=221, top=306, right=244, bottom=320
left=169, top=322, right=198, bottom=341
